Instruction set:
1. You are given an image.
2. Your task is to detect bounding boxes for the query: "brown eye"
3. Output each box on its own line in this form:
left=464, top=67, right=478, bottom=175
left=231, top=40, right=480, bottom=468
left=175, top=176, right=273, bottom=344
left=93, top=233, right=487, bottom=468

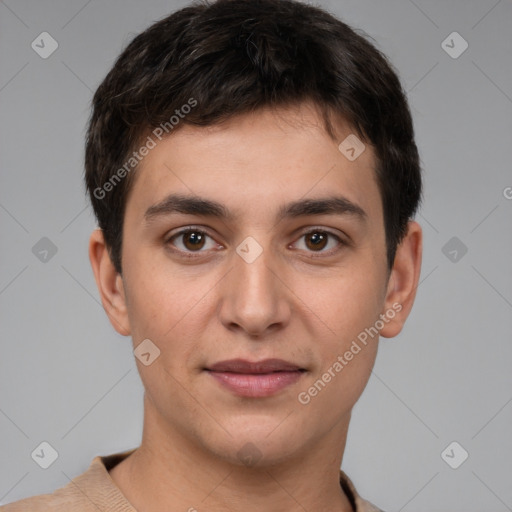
left=305, top=231, right=328, bottom=251
left=293, top=229, right=344, bottom=255
left=182, top=231, right=206, bottom=251
left=167, top=228, right=218, bottom=255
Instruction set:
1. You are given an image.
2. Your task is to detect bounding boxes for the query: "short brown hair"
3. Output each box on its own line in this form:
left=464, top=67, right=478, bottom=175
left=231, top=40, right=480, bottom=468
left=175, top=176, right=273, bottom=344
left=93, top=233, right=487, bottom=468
left=85, top=0, right=422, bottom=273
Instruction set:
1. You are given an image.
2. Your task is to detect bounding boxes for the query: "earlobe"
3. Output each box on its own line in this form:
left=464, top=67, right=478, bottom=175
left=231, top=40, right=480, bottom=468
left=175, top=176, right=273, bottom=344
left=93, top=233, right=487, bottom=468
left=88, top=229, right=131, bottom=336
left=379, top=221, right=423, bottom=339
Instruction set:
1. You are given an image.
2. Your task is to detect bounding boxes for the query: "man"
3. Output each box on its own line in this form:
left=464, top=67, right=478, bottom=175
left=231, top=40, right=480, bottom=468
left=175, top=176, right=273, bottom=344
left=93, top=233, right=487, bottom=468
left=1, top=0, right=422, bottom=510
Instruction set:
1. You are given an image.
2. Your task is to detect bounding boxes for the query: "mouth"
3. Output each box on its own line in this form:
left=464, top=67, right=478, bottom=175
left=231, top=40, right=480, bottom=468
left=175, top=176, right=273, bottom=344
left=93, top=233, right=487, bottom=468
left=204, top=358, right=306, bottom=398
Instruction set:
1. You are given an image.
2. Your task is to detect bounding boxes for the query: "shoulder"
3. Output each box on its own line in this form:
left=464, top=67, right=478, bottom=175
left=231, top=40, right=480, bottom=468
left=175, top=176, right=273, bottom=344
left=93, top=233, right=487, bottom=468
left=0, top=490, right=92, bottom=511
left=339, top=469, right=386, bottom=512
left=1, top=449, right=137, bottom=512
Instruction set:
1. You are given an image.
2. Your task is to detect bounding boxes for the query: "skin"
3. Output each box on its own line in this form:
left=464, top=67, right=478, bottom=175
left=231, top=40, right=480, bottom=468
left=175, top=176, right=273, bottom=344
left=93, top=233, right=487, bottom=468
left=89, top=102, right=422, bottom=512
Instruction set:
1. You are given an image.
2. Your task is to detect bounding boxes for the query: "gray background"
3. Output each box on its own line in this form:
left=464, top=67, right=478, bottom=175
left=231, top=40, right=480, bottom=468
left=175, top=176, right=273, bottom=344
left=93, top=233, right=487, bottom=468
left=1, top=0, right=511, bottom=510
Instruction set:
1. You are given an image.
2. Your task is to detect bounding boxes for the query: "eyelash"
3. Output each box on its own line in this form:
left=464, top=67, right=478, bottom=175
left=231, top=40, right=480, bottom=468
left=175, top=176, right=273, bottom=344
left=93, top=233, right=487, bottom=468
left=165, top=226, right=346, bottom=259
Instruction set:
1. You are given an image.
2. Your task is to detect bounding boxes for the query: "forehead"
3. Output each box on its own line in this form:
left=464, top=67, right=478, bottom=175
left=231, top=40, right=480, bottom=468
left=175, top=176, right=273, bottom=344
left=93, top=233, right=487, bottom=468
left=125, top=104, right=382, bottom=227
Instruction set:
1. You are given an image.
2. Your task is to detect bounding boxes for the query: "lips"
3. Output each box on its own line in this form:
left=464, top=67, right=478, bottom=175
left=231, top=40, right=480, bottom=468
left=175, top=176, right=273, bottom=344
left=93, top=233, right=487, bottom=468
left=205, top=358, right=306, bottom=398
left=207, top=358, right=305, bottom=374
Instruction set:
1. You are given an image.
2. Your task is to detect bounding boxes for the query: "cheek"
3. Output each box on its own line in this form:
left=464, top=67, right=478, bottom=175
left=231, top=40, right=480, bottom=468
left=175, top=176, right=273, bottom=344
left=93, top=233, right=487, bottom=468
left=123, top=263, right=217, bottom=371
left=297, top=279, right=382, bottom=415
left=123, top=251, right=199, bottom=333
left=309, top=267, right=385, bottom=342
left=298, top=346, right=377, bottom=424
left=305, top=266, right=384, bottom=394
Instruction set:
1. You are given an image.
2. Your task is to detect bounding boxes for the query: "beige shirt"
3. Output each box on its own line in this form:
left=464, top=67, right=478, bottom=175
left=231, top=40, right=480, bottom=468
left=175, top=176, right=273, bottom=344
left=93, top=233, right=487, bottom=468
left=1, top=449, right=384, bottom=511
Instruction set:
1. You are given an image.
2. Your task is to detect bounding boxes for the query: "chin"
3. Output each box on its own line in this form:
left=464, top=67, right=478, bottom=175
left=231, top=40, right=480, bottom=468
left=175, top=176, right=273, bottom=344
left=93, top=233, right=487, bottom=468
left=204, top=424, right=305, bottom=468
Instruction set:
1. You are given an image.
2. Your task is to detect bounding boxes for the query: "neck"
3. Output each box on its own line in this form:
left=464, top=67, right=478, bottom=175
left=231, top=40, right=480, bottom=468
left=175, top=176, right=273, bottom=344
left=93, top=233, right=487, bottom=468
left=109, top=394, right=354, bottom=512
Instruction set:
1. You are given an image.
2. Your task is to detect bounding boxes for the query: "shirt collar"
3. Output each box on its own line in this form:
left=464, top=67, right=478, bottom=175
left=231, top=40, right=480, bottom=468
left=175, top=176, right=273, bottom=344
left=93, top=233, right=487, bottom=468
left=78, top=449, right=381, bottom=512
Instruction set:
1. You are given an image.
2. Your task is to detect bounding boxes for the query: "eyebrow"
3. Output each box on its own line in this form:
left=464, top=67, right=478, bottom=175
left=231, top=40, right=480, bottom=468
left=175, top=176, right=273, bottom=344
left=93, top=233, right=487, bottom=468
left=144, top=193, right=367, bottom=224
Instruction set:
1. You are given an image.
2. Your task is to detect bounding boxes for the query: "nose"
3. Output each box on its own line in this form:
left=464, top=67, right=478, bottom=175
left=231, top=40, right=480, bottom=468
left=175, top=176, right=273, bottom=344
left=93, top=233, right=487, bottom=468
left=217, top=239, right=291, bottom=338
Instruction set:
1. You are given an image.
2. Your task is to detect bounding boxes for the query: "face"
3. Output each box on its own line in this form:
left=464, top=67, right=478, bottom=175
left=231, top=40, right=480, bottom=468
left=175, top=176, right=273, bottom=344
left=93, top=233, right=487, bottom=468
left=93, top=102, right=419, bottom=467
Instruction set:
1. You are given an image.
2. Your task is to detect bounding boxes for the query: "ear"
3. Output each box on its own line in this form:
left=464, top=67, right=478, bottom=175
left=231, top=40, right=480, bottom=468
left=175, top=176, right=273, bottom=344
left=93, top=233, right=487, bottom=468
left=379, top=221, right=423, bottom=338
left=88, top=228, right=131, bottom=336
